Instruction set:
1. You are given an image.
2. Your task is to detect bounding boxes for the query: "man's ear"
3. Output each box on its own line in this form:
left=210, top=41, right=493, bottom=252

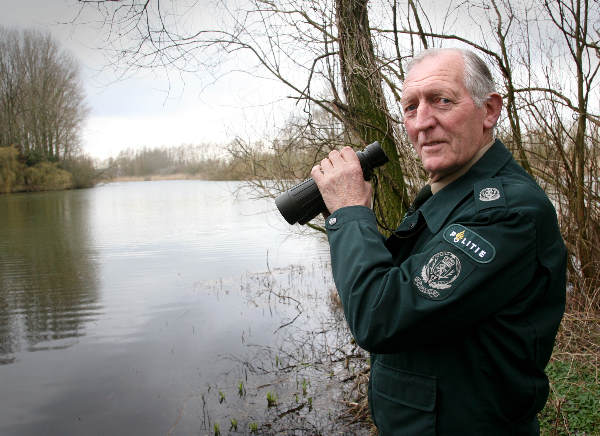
left=483, top=93, right=502, bottom=129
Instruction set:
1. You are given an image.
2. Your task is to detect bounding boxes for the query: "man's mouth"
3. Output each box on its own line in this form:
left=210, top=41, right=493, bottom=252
left=421, top=140, right=446, bottom=148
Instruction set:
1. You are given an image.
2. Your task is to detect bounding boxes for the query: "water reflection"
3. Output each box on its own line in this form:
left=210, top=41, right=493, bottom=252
left=0, top=190, right=100, bottom=361
left=0, top=181, right=367, bottom=436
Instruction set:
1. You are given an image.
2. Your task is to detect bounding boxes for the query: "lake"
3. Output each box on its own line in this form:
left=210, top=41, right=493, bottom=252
left=0, top=181, right=369, bottom=436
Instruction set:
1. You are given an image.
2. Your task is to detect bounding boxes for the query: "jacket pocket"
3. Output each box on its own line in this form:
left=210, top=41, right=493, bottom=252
left=371, top=362, right=437, bottom=436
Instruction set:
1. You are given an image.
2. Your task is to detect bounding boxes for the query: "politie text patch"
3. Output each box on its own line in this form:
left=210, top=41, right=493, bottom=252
left=443, top=224, right=496, bottom=263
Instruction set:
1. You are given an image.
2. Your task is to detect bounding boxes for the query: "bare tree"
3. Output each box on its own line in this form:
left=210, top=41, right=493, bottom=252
left=0, top=28, right=88, bottom=163
left=335, top=0, right=409, bottom=229
left=533, top=0, right=599, bottom=299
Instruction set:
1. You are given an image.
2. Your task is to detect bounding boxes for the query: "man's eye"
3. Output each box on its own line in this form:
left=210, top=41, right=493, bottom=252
left=404, top=104, right=417, bottom=112
left=439, top=97, right=452, bottom=104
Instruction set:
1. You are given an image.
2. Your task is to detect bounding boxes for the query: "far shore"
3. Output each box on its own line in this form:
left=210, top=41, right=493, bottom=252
left=106, top=173, right=223, bottom=183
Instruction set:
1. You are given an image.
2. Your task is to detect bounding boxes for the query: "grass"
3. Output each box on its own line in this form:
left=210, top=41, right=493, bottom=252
left=301, top=378, right=309, bottom=396
left=538, top=310, right=600, bottom=435
left=266, top=391, right=278, bottom=408
left=539, top=359, right=600, bottom=435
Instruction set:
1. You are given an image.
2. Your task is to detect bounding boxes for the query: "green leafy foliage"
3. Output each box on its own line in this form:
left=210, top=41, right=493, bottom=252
left=539, top=360, right=600, bottom=435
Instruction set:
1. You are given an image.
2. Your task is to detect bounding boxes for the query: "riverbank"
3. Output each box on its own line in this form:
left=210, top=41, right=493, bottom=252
left=0, top=146, right=98, bottom=194
left=106, top=173, right=207, bottom=183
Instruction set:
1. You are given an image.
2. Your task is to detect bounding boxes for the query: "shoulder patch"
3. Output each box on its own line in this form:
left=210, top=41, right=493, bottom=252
left=443, top=224, right=496, bottom=263
left=474, top=179, right=506, bottom=212
left=413, top=251, right=462, bottom=300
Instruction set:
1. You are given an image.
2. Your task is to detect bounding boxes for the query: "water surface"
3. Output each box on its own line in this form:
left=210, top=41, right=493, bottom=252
left=0, top=181, right=364, bottom=435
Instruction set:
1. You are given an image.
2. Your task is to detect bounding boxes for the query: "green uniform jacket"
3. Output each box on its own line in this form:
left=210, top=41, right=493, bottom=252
left=325, top=140, right=566, bottom=435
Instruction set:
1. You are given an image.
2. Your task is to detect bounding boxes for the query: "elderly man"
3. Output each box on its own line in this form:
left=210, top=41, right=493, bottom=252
left=311, top=48, right=566, bottom=435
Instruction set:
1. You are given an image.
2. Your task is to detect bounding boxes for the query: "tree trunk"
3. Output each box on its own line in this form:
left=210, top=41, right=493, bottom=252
left=572, top=0, right=591, bottom=282
left=335, top=0, right=409, bottom=233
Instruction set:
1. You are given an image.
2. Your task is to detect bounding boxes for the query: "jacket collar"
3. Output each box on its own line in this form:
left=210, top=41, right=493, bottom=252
left=419, top=139, right=513, bottom=234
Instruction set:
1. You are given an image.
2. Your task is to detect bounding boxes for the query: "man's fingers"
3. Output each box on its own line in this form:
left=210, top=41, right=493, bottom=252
left=340, top=146, right=358, bottom=161
left=316, top=147, right=360, bottom=178
left=311, top=146, right=373, bottom=214
left=320, top=156, right=333, bottom=170
left=328, top=149, right=343, bottom=165
left=311, top=164, right=323, bottom=182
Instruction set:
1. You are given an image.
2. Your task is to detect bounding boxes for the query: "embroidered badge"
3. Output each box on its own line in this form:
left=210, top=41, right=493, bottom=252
left=413, top=251, right=461, bottom=299
left=474, top=180, right=506, bottom=212
left=443, top=224, right=496, bottom=263
left=479, top=187, right=500, bottom=202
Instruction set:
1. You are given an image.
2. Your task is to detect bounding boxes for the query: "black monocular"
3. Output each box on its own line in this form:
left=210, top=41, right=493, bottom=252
left=275, top=141, right=389, bottom=225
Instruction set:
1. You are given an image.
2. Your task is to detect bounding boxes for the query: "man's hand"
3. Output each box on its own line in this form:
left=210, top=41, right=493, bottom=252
left=310, top=146, right=373, bottom=215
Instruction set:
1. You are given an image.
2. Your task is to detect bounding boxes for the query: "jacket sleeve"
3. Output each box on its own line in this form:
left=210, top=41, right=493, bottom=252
left=325, top=205, right=539, bottom=353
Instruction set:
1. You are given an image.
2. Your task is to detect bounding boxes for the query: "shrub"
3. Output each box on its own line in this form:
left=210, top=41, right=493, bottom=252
left=61, top=156, right=98, bottom=189
left=23, top=161, right=72, bottom=191
left=0, top=146, right=23, bottom=193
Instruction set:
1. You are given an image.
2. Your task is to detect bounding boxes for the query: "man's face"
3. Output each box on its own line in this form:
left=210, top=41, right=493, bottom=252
left=401, top=52, right=491, bottom=181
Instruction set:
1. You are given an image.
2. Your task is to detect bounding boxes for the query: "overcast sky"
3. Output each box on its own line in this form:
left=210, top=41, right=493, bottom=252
left=0, top=0, right=290, bottom=159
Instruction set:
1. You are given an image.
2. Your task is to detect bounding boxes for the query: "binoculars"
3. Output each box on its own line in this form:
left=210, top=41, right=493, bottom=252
left=275, top=141, right=389, bottom=225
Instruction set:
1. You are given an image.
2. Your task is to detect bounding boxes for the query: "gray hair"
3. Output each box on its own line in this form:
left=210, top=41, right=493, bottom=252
left=406, top=48, right=496, bottom=107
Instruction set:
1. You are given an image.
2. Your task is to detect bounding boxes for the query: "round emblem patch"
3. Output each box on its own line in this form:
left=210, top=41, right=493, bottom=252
left=421, top=251, right=461, bottom=290
left=479, top=187, right=500, bottom=202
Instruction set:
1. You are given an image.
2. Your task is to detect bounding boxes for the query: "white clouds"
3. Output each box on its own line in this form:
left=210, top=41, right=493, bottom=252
left=82, top=67, right=292, bottom=159
left=84, top=110, right=231, bottom=160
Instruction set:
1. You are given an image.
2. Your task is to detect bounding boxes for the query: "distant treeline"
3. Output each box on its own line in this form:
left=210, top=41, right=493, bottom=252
left=104, top=144, right=291, bottom=181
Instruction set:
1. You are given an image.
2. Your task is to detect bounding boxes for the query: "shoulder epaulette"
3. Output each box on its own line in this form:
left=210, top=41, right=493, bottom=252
left=473, top=178, right=506, bottom=212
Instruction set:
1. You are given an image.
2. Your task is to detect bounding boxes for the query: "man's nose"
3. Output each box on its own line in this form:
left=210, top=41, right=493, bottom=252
left=413, top=103, right=436, bottom=131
